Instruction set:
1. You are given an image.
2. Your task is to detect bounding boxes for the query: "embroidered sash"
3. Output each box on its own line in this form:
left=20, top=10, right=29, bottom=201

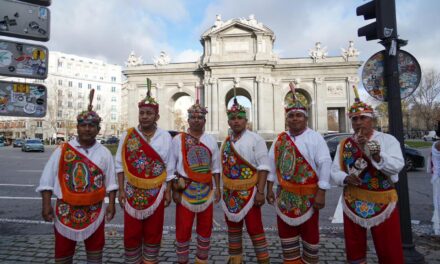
left=58, top=143, right=106, bottom=206
left=274, top=132, right=318, bottom=225
left=122, top=128, right=167, bottom=218
left=180, top=133, right=214, bottom=212
left=122, top=128, right=167, bottom=189
left=221, top=136, right=257, bottom=222
left=339, top=137, right=398, bottom=228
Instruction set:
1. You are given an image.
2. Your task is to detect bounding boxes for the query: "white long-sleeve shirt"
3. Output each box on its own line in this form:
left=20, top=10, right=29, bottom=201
left=225, top=130, right=271, bottom=172
left=115, top=127, right=175, bottom=181
left=268, top=128, right=332, bottom=190
left=331, top=130, right=404, bottom=186
left=172, top=132, right=221, bottom=177
left=36, top=139, right=118, bottom=197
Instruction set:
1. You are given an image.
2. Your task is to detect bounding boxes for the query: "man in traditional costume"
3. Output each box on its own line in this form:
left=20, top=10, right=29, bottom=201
left=266, top=82, right=331, bottom=264
left=171, top=94, right=221, bottom=264
left=221, top=97, right=270, bottom=264
left=115, top=78, right=175, bottom=264
left=37, top=89, right=118, bottom=263
left=430, top=121, right=440, bottom=235
left=330, top=85, right=405, bottom=263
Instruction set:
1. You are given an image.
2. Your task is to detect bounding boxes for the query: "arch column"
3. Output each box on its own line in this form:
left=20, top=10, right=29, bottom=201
left=256, top=77, right=275, bottom=139
left=314, top=77, right=327, bottom=133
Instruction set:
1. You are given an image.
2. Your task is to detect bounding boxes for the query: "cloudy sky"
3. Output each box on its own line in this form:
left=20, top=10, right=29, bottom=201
left=20, top=0, right=440, bottom=71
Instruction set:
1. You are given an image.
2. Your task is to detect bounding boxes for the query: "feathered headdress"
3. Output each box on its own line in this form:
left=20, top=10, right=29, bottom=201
left=187, top=85, right=208, bottom=117
left=76, top=89, right=102, bottom=126
left=348, top=85, right=374, bottom=118
left=285, top=82, right=307, bottom=116
left=227, top=86, right=246, bottom=119
left=138, top=78, right=159, bottom=111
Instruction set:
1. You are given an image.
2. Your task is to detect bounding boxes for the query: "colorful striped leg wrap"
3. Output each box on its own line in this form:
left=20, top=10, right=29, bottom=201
left=176, top=240, right=190, bottom=264
left=55, top=255, right=73, bottom=264
left=142, top=242, right=161, bottom=263
left=85, top=250, right=103, bottom=263
left=250, top=233, right=270, bottom=264
left=228, top=226, right=243, bottom=262
left=302, top=240, right=319, bottom=264
left=125, top=246, right=142, bottom=264
left=195, top=234, right=210, bottom=263
left=280, top=236, right=301, bottom=263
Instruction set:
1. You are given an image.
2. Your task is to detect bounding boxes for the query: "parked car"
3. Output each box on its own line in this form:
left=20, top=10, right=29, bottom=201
left=422, top=131, right=439, bottom=141
left=22, top=139, right=45, bottom=152
left=105, top=136, right=119, bottom=144
left=96, top=137, right=106, bottom=144
left=13, top=139, right=24, bottom=148
left=325, top=133, right=425, bottom=171
left=0, top=139, right=4, bottom=147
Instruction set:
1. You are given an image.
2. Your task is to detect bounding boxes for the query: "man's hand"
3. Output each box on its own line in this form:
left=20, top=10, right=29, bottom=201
left=106, top=203, right=116, bottom=222
left=118, top=188, right=126, bottom=209
left=254, top=191, right=265, bottom=207
left=345, top=174, right=362, bottom=186
left=214, top=188, right=221, bottom=204
left=266, top=189, right=275, bottom=205
left=173, top=191, right=182, bottom=204
left=164, top=189, right=171, bottom=207
left=313, top=189, right=326, bottom=210
left=42, top=203, right=54, bottom=222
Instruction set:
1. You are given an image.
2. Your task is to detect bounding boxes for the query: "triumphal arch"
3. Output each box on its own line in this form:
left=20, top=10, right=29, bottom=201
left=122, top=15, right=362, bottom=140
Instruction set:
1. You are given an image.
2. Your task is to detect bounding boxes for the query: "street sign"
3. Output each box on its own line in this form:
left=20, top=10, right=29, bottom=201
left=0, top=39, right=48, bottom=79
left=0, top=81, right=47, bottom=117
left=0, top=0, right=50, bottom=41
left=361, top=49, right=421, bottom=101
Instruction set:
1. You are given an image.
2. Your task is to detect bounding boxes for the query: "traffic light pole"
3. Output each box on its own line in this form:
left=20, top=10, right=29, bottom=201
left=381, top=38, right=425, bottom=264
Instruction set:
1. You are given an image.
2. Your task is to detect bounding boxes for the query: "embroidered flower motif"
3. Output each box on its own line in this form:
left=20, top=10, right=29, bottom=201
left=230, top=165, right=240, bottom=179
left=152, top=162, right=164, bottom=176
left=64, top=150, right=76, bottom=162
left=94, top=174, right=103, bottom=188
left=369, top=178, right=379, bottom=189
left=382, top=180, right=390, bottom=189
left=126, top=137, right=141, bottom=152
left=227, top=156, right=236, bottom=166
left=241, top=167, right=252, bottom=179
left=58, top=203, right=70, bottom=217
left=354, top=200, right=376, bottom=218
left=72, top=209, right=87, bottom=223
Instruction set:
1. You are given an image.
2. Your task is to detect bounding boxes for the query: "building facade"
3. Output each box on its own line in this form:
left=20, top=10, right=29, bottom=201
left=0, top=51, right=122, bottom=142
left=123, top=15, right=362, bottom=140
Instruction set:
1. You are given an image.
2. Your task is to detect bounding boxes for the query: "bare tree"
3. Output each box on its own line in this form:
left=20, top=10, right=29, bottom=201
left=408, top=69, right=440, bottom=130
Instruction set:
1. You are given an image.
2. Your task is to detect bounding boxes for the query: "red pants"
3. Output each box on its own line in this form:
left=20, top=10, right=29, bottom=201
left=124, top=199, right=164, bottom=263
left=176, top=203, right=213, bottom=263
left=344, top=207, right=404, bottom=264
left=277, top=211, right=320, bottom=263
left=225, top=205, right=269, bottom=263
left=54, top=220, right=105, bottom=263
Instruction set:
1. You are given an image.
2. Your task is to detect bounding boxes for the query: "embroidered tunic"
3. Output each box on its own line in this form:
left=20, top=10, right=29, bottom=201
left=173, top=132, right=221, bottom=213
left=268, top=129, right=332, bottom=226
left=221, top=130, right=271, bottom=222
left=331, top=130, right=404, bottom=228
left=115, top=127, right=175, bottom=219
left=37, top=139, right=118, bottom=241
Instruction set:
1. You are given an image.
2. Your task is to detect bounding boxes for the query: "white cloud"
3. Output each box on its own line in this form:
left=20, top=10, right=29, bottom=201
left=174, top=49, right=202, bottom=62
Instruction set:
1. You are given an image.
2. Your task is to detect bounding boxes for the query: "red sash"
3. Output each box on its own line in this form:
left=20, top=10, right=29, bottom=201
left=274, top=132, right=318, bottom=220
left=122, top=128, right=167, bottom=189
left=58, top=143, right=106, bottom=206
left=339, top=137, right=398, bottom=221
left=181, top=133, right=212, bottom=184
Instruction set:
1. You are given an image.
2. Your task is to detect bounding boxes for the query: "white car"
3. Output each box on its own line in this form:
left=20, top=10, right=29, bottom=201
left=96, top=137, right=106, bottom=144
left=422, top=131, right=439, bottom=141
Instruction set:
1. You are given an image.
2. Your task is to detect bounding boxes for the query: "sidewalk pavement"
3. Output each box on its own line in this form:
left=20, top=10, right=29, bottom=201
left=0, top=227, right=439, bottom=264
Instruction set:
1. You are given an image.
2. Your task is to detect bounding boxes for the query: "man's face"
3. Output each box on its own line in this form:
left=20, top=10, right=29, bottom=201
left=77, top=123, right=99, bottom=142
left=188, top=113, right=206, bottom=131
left=351, top=115, right=373, bottom=134
left=286, top=111, right=308, bottom=133
left=228, top=115, right=247, bottom=134
left=138, top=107, right=159, bottom=128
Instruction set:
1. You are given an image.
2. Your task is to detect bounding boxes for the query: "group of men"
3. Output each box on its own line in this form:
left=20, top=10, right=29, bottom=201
left=37, top=82, right=406, bottom=264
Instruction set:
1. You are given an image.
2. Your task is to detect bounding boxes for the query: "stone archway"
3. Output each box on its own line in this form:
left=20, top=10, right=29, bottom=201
left=171, top=92, right=193, bottom=132
left=225, top=88, right=253, bottom=130
left=284, top=89, right=313, bottom=128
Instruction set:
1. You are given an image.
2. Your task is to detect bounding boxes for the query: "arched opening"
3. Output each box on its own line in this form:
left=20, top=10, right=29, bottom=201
left=172, top=92, right=193, bottom=132
left=284, top=89, right=313, bottom=128
left=225, top=88, right=253, bottom=130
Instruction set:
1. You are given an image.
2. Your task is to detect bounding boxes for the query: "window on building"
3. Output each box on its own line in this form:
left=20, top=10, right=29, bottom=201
left=78, top=92, right=83, bottom=98
left=111, top=113, right=117, bottom=121
left=58, top=79, right=62, bottom=85
left=78, top=102, right=83, bottom=109
left=111, top=76, right=116, bottom=82
left=78, top=82, right=82, bottom=88
left=56, top=122, right=62, bottom=128
left=57, top=110, right=63, bottom=118
left=111, top=97, right=116, bottom=102
left=97, top=104, right=101, bottom=110
left=68, top=91, right=72, bottom=98
left=58, top=101, right=63, bottom=107
left=68, top=81, right=72, bottom=87
left=36, top=121, right=43, bottom=128
left=97, top=95, right=101, bottom=101
left=57, top=61, right=63, bottom=68
left=88, top=84, right=92, bottom=89
left=111, top=86, right=116, bottom=92
left=111, top=105, right=116, bottom=111
left=58, top=90, right=63, bottom=96
left=97, top=85, right=101, bottom=91
left=68, top=102, right=73, bottom=108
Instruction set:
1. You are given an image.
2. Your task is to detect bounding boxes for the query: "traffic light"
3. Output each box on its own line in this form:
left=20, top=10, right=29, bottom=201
left=356, top=0, right=397, bottom=41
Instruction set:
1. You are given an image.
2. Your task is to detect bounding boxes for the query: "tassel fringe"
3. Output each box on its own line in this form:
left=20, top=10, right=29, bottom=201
left=125, top=184, right=166, bottom=220
left=222, top=187, right=256, bottom=223
left=342, top=198, right=396, bottom=229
